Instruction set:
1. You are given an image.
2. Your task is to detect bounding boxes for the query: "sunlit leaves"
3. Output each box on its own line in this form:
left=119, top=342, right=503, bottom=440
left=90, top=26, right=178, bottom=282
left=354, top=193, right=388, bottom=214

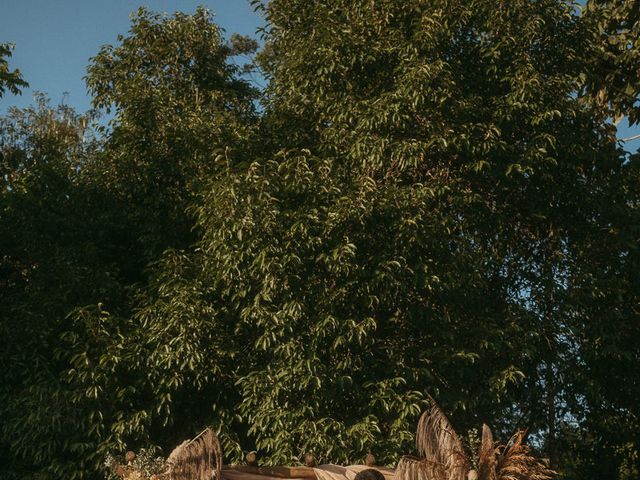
left=2, top=2, right=640, bottom=479
left=0, top=43, right=28, bottom=98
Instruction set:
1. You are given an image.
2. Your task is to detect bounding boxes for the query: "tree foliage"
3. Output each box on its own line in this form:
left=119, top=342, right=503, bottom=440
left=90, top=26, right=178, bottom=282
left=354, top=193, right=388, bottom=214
left=1, top=2, right=639, bottom=479
left=0, top=43, right=28, bottom=97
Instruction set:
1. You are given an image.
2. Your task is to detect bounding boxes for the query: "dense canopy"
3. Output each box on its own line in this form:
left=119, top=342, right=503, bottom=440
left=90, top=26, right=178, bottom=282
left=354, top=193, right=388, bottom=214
left=1, top=2, right=639, bottom=479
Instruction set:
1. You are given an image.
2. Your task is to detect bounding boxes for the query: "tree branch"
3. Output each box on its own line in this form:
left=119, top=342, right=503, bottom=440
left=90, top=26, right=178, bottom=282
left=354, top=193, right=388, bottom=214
left=621, top=133, right=640, bottom=142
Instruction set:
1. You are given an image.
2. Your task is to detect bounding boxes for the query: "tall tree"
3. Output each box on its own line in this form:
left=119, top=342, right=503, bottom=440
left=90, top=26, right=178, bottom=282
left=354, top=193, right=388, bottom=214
left=0, top=96, right=112, bottom=480
left=1, top=8, right=258, bottom=480
left=2, top=2, right=638, bottom=479
left=86, top=6, right=258, bottom=261
left=126, top=0, right=639, bottom=475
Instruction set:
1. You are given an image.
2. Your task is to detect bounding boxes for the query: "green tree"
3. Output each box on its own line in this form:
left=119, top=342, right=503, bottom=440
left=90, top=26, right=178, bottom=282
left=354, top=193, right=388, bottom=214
left=0, top=96, right=116, bottom=479
left=0, top=43, right=28, bottom=97
left=126, top=0, right=639, bottom=475
left=2, top=2, right=639, bottom=479
left=86, top=6, right=258, bottom=261
left=1, top=8, right=258, bottom=479
left=582, top=0, right=640, bottom=124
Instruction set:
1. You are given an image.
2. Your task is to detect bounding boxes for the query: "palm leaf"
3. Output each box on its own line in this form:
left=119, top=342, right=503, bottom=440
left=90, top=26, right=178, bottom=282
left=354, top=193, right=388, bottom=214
left=164, top=427, right=223, bottom=480
left=477, top=424, right=497, bottom=480
left=396, top=455, right=447, bottom=480
left=415, top=402, right=469, bottom=480
left=496, top=431, right=555, bottom=480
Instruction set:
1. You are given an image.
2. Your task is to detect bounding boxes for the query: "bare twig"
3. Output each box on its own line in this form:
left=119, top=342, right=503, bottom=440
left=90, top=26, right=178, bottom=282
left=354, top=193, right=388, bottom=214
left=620, top=133, right=640, bottom=142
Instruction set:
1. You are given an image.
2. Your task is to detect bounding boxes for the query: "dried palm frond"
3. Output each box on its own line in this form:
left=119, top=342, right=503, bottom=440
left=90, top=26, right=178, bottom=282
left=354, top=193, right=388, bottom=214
left=396, top=455, right=447, bottom=480
left=415, top=402, right=469, bottom=480
left=164, top=427, right=223, bottom=480
left=477, top=424, right=497, bottom=480
left=496, top=431, right=555, bottom=480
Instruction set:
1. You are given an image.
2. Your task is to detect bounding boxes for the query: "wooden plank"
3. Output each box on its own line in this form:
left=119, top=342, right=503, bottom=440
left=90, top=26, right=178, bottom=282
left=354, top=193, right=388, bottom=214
left=224, top=465, right=317, bottom=479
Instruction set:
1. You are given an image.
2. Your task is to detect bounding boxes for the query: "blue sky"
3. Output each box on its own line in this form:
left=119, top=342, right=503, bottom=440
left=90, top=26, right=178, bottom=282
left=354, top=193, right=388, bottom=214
left=1, top=1, right=638, bottom=150
left=0, top=0, right=264, bottom=113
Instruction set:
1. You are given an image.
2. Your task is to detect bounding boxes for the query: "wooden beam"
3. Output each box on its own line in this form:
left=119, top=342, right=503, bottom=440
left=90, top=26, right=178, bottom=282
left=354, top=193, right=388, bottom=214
left=224, top=465, right=317, bottom=479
